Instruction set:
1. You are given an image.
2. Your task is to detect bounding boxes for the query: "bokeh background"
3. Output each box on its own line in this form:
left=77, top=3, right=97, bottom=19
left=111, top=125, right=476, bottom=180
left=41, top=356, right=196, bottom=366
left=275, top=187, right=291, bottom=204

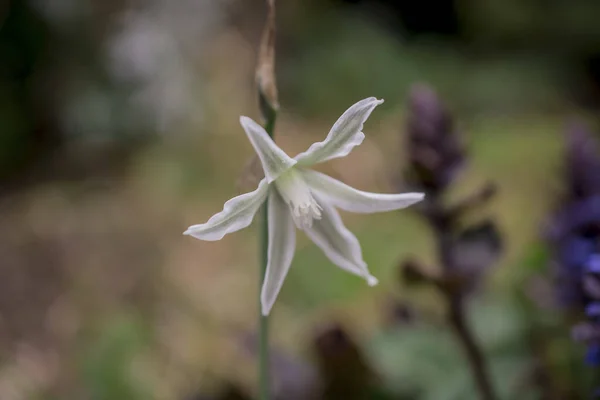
left=2, top=0, right=600, bottom=399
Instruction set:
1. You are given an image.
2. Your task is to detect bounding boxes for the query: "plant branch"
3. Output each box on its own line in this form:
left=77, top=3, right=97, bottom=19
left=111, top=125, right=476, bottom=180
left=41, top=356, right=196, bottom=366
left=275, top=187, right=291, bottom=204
left=446, top=294, right=497, bottom=400
left=431, top=198, right=497, bottom=400
left=256, top=1, right=277, bottom=398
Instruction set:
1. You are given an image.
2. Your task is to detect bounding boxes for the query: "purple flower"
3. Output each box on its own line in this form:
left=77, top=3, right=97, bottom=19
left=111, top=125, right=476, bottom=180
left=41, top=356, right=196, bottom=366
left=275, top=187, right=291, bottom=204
left=586, top=344, right=600, bottom=366
left=404, top=84, right=465, bottom=194
left=550, top=120, right=600, bottom=386
left=565, top=121, right=600, bottom=201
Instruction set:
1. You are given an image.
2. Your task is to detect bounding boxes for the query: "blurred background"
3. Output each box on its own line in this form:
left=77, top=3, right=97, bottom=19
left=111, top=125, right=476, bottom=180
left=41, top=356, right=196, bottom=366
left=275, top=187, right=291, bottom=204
left=2, top=0, right=600, bottom=399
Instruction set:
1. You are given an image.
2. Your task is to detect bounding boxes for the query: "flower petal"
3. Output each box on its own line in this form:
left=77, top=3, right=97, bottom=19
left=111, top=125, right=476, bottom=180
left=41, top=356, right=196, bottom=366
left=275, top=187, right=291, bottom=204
left=303, top=194, right=378, bottom=286
left=184, top=179, right=269, bottom=241
left=240, top=116, right=297, bottom=183
left=294, top=97, right=384, bottom=166
left=303, top=169, right=424, bottom=213
left=261, top=189, right=297, bottom=316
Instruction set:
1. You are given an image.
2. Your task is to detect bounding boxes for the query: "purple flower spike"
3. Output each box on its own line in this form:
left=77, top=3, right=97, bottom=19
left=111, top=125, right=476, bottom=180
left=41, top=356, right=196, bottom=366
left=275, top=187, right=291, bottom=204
left=587, top=254, right=600, bottom=274
left=586, top=344, right=600, bottom=366
left=404, top=84, right=465, bottom=194
left=586, top=302, right=600, bottom=318
left=549, top=120, right=600, bottom=399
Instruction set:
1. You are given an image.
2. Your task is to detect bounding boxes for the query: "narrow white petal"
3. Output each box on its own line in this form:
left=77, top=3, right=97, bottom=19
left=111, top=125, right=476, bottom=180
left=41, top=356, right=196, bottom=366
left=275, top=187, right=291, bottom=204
left=303, top=194, right=378, bottom=286
left=261, top=190, right=297, bottom=316
left=184, top=179, right=269, bottom=241
left=240, top=116, right=297, bottom=183
left=303, top=169, right=424, bottom=213
left=294, top=97, right=384, bottom=167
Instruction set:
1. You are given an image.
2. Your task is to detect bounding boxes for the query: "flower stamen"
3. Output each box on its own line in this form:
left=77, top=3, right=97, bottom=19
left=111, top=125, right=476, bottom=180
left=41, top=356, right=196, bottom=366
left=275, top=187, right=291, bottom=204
left=275, top=169, right=322, bottom=229
left=290, top=195, right=322, bottom=229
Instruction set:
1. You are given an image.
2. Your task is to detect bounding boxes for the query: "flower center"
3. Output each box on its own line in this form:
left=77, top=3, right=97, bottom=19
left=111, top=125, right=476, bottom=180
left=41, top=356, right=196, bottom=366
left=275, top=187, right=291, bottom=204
left=275, top=168, right=322, bottom=229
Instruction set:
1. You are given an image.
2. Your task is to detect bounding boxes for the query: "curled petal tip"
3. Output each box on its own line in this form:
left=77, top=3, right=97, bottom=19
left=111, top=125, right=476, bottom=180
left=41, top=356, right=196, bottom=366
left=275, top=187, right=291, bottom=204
left=240, top=115, right=261, bottom=129
left=365, top=97, right=384, bottom=105
left=261, top=299, right=272, bottom=316
left=366, top=275, right=379, bottom=286
left=183, top=226, right=197, bottom=235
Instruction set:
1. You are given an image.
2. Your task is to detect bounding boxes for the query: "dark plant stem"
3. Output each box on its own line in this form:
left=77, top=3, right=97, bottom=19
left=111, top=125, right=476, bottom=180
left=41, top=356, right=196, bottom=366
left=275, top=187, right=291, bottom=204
left=430, top=200, right=497, bottom=400
left=405, top=85, right=498, bottom=400
left=447, top=295, right=497, bottom=400
left=526, top=327, right=565, bottom=400
left=259, top=111, right=277, bottom=400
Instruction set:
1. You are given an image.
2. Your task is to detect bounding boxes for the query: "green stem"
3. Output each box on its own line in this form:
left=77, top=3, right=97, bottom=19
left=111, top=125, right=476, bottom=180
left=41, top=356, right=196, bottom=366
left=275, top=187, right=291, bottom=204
left=259, top=111, right=277, bottom=400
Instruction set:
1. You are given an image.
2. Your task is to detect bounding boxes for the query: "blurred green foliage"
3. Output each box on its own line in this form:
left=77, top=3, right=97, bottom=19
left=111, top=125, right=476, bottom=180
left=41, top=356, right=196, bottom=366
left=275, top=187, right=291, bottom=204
left=279, top=10, right=565, bottom=117
left=80, top=314, right=151, bottom=400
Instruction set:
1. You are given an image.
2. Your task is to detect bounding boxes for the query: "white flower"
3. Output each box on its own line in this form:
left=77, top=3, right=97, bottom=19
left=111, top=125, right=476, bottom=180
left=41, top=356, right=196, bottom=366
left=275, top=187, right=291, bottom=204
left=184, top=97, right=424, bottom=315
